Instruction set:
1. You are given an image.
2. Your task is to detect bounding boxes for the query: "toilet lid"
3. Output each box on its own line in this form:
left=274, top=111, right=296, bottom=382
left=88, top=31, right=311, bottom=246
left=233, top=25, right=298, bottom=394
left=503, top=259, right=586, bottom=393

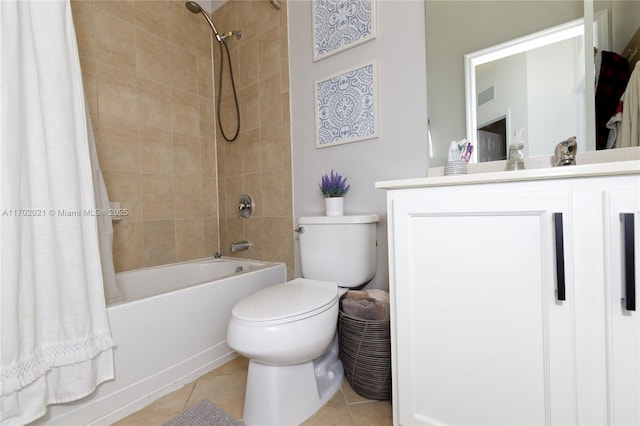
left=232, top=278, right=338, bottom=324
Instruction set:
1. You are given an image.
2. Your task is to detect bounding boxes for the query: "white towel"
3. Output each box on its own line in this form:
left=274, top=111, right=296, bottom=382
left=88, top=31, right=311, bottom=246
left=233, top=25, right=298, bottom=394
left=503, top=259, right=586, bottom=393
left=616, top=60, right=640, bottom=148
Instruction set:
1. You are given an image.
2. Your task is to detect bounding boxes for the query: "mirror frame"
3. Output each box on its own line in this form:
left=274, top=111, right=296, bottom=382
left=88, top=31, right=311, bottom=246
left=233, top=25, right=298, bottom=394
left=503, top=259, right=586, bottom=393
left=464, top=18, right=586, bottom=163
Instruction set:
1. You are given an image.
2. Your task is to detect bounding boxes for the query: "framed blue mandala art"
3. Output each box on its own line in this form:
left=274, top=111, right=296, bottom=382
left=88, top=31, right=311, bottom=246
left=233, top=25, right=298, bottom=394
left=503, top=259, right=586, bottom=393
left=314, top=62, right=378, bottom=148
left=313, top=0, right=376, bottom=61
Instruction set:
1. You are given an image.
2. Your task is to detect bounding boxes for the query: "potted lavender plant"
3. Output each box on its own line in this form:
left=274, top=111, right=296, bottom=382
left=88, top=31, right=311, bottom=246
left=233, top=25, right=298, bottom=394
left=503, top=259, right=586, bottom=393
left=319, top=170, right=350, bottom=216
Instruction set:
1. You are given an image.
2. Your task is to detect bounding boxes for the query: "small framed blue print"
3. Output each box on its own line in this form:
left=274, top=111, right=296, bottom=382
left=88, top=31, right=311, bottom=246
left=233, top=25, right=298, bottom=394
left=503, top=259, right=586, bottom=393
left=313, top=0, right=376, bottom=61
left=314, top=62, right=378, bottom=148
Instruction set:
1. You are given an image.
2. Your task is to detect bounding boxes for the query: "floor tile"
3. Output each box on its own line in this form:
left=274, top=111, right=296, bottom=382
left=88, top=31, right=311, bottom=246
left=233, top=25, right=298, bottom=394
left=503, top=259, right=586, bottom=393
left=186, top=364, right=247, bottom=420
left=111, top=382, right=194, bottom=426
left=209, top=355, right=249, bottom=375
left=348, top=400, right=393, bottom=426
left=301, top=390, right=353, bottom=426
left=115, top=355, right=393, bottom=426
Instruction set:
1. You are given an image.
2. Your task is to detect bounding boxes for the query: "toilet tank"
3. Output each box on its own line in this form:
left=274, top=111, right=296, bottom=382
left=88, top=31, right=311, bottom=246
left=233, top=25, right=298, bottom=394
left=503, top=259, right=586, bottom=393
left=298, top=214, right=379, bottom=287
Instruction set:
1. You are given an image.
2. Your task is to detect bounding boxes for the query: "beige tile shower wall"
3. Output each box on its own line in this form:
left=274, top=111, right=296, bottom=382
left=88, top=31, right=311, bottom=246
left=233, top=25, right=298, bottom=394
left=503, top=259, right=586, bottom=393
left=72, top=0, right=294, bottom=276
left=213, top=0, right=294, bottom=279
left=71, top=0, right=220, bottom=271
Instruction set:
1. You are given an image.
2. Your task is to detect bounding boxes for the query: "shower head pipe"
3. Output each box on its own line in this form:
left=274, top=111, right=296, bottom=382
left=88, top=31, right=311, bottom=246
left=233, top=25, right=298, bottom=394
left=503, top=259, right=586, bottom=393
left=185, top=1, right=222, bottom=42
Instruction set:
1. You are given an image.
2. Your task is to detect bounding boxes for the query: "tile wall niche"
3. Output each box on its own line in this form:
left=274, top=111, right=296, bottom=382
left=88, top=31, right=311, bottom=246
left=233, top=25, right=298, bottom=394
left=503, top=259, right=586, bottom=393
left=71, top=0, right=293, bottom=278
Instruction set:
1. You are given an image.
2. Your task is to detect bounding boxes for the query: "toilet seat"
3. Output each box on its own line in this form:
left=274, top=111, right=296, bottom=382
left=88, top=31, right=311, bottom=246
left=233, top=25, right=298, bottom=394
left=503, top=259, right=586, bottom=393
left=232, top=278, right=338, bottom=326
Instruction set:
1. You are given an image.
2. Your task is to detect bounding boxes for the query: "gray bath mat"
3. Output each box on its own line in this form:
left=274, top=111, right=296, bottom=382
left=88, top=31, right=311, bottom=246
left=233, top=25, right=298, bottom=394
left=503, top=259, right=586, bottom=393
left=163, top=400, right=245, bottom=426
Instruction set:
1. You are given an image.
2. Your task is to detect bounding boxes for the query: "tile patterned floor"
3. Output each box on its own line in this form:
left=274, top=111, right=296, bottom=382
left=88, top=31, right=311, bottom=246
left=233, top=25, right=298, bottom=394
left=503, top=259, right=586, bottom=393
left=112, top=356, right=392, bottom=426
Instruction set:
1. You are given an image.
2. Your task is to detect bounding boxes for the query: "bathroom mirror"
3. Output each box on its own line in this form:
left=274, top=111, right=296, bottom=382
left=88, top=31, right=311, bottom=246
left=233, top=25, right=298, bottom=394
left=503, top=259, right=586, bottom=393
left=425, top=1, right=585, bottom=166
left=426, top=0, right=640, bottom=167
left=464, top=18, right=588, bottom=163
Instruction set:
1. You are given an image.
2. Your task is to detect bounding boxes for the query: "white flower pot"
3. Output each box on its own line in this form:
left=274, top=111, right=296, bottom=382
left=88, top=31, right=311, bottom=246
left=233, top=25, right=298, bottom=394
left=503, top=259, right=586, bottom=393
left=324, top=197, right=344, bottom=216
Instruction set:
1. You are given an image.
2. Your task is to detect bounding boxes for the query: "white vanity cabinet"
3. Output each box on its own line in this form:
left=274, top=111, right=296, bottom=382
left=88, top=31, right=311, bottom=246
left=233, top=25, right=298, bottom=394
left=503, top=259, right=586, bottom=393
left=377, top=164, right=639, bottom=426
left=603, top=188, right=640, bottom=425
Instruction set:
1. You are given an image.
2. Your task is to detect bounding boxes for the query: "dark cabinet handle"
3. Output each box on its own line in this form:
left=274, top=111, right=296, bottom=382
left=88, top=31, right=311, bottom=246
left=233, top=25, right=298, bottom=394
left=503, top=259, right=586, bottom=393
left=554, top=213, right=566, bottom=301
left=621, top=213, right=636, bottom=311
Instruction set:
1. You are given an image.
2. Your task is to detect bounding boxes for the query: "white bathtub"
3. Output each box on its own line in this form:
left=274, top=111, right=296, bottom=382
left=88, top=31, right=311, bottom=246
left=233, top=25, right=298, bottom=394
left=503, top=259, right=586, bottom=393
left=35, top=257, right=286, bottom=425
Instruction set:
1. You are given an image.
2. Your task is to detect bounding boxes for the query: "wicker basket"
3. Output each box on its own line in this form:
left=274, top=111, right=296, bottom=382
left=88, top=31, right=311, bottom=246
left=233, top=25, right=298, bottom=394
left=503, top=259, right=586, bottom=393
left=338, top=310, right=392, bottom=400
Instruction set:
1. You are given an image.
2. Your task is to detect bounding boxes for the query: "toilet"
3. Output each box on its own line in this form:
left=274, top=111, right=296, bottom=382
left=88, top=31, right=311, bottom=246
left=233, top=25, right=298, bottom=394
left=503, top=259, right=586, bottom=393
left=227, top=214, right=379, bottom=425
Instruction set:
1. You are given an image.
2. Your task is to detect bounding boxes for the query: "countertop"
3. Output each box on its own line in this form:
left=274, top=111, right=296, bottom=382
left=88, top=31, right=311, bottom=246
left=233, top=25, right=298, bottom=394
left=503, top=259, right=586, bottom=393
left=375, top=158, right=640, bottom=190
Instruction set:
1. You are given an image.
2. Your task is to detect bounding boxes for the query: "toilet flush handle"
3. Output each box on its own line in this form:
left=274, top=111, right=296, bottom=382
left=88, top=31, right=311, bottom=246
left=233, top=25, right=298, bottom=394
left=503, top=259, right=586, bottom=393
left=294, top=226, right=304, bottom=233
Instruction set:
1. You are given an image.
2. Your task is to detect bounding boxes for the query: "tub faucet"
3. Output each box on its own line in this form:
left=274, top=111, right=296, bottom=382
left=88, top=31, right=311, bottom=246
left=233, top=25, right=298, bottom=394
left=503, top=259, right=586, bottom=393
left=554, top=136, right=577, bottom=166
left=231, top=240, right=251, bottom=253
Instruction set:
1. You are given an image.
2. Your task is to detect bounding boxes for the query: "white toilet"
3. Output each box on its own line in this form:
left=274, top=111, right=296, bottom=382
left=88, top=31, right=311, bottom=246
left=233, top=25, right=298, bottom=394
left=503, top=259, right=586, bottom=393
left=227, top=214, right=379, bottom=425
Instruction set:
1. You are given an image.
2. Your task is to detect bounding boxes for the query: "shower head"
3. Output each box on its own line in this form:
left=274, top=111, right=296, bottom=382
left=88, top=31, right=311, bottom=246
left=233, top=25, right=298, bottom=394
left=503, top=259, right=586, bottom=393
left=270, top=0, right=282, bottom=10
left=185, top=1, right=222, bottom=42
left=185, top=1, right=202, bottom=13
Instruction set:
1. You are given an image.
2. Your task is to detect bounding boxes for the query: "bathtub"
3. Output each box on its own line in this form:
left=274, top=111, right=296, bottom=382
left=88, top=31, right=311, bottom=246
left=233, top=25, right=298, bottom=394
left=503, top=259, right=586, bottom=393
left=36, top=257, right=286, bottom=425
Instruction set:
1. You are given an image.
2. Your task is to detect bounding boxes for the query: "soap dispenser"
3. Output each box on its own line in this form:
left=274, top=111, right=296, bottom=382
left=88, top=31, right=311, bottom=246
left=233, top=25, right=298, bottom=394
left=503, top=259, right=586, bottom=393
left=505, top=129, right=525, bottom=171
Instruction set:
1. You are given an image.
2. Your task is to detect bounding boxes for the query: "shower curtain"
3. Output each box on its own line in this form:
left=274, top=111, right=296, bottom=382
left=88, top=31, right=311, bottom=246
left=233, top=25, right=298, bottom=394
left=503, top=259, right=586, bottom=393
left=1, top=1, right=115, bottom=424
left=86, top=100, right=123, bottom=306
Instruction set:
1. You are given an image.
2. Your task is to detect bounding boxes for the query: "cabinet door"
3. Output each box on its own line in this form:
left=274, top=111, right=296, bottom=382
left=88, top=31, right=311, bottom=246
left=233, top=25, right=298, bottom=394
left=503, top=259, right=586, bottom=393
left=390, top=187, right=576, bottom=425
left=604, top=188, right=640, bottom=425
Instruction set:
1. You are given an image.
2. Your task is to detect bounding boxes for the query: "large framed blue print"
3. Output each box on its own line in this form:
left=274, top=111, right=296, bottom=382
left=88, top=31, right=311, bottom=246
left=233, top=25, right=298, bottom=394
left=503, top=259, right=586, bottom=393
left=314, top=62, right=378, bottom=148
left=313, top=0, right=376, bottom=61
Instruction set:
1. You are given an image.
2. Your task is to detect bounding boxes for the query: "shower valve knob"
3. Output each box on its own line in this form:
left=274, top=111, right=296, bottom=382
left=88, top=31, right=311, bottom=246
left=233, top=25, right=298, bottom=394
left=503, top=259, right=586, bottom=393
left=237, top=194, right=254, bottom=218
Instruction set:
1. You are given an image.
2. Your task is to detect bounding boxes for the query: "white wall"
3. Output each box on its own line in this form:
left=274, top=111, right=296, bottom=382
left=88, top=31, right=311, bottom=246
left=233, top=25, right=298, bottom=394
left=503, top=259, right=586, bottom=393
left=288, top=0, right=429, bottom=290
left=527, top=37, right=583, bottom=156
left=604, top=0, right=640, bottom=54
left=475, top=35, right=584, bottom=158
left=476, top=53, right=529, bottom=154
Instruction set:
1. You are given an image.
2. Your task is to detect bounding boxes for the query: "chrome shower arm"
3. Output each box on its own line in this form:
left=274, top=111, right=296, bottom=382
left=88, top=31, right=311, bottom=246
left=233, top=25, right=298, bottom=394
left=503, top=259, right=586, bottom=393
left=200, top=11, right=222, bottom=42
left=185, top=1, right=222, bottom=42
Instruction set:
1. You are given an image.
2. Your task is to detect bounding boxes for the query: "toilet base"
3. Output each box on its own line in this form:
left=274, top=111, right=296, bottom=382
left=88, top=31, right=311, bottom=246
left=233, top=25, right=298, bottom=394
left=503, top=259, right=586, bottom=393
left=242, top=335, right=344, bottom=426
